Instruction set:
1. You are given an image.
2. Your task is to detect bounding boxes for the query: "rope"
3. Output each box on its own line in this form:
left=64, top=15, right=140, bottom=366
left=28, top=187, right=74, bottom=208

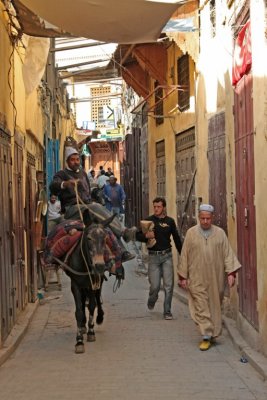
left=113, top=277, right=123, bottom=293
left=73, top=181, right=101, bottom=290
left=72, top=179, right=120, bottom=291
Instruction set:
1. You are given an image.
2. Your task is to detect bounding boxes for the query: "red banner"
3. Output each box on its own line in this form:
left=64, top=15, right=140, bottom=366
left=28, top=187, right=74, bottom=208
left=232, top=20, right=252, bottom=86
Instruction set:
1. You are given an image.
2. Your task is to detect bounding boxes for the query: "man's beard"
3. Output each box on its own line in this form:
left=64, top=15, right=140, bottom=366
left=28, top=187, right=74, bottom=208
left=69, top=165, right=80, bottom=172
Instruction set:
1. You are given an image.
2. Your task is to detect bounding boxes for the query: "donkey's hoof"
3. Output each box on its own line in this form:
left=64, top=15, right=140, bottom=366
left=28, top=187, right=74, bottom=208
left=87, top=333, right=96, bottom=342
left=75, top=342, right=85, bottom=354
left=96, top=311, right=104, bottom=325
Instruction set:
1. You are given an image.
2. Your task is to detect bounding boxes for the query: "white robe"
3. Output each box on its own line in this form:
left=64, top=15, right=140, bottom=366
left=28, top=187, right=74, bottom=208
left=178, top=225, right=241, bottom=337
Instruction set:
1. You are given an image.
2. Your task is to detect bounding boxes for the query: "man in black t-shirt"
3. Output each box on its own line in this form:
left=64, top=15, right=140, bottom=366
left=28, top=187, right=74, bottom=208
left=136, top=197, right=182, bottom=320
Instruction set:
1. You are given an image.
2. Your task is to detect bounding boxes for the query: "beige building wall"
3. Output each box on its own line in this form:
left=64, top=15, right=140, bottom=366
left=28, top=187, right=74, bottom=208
left=250, top=0, right=267, bottom=355
left=147, top=42, right=196, bottom=267
left=0, top=4, right=75, bottom=343
left=196, top=0, right=267, bottom=355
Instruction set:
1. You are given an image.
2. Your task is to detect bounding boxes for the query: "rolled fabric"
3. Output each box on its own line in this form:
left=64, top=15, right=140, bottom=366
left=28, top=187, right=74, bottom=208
left=140, top=220, right=156, bottom=248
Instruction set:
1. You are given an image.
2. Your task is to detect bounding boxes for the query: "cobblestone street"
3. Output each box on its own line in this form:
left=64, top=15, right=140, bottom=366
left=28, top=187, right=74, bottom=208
left=0, top=260, right=266, bottom=400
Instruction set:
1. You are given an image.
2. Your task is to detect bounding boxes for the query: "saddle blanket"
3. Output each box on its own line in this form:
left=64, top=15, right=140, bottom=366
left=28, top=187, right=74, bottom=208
left=44, top=220, right=84, bottom=264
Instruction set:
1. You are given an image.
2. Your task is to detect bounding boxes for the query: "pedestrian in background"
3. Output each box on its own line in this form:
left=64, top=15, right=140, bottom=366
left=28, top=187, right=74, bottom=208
left=105, top=167, right=114, bottom=177
left=177, top=204, right=241, bottom=351
left=88, top=169, right=98, bottom=188
left=97, top=169, right=110, bottom=189
left=47, top=194, right=62, bottom=232
left=103, top=175, right=126, bottom=221
left=97, top=165, right=105, bottom=177
left=136, top=197, right=182, bottom=320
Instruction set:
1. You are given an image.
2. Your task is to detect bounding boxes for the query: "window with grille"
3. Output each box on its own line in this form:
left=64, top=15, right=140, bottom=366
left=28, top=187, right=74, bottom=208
left=177, top=54, right=190, bottom=112
left=154, top=81, right=164, bottom=125
left=91, top=86, right=111, bottom=128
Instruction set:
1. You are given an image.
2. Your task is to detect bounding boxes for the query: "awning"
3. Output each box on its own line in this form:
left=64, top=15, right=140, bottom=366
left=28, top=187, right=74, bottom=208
left=16, top=0, right=186, bottom=43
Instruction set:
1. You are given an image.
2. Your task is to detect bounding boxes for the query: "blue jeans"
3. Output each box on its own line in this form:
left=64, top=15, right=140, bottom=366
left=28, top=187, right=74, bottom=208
left=147, top=252, right=174, bottom=315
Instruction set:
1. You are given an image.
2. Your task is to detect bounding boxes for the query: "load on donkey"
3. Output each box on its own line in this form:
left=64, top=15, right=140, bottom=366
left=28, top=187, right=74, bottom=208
left=43, top=137, right=136, bottom=353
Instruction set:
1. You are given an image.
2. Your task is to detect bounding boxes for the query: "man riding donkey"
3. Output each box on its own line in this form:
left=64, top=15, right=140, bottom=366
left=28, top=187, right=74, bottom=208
left=47, top=139, right=137, bottom=282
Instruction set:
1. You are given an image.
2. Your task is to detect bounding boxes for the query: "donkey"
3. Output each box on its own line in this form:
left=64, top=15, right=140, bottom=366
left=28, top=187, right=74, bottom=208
left=64, top=209, right=117, bottom=353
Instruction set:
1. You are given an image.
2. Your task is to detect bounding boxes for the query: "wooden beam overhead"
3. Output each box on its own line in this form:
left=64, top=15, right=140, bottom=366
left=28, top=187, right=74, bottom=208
left=122, top=63, right=149, bottom=98
left=133, top=44, right=167, bottom=85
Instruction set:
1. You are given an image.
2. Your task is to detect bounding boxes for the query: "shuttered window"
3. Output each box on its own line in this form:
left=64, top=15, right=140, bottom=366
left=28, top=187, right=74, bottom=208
left=154, top=81, right=164, bottom=125
left=177, top=54, right=190, bottom=111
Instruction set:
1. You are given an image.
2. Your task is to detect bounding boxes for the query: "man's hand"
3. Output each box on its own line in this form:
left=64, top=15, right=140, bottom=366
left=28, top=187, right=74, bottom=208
left=145, top=231, right=155, bottom=239
left=178, top=278, right=188, bottom=290
left=227, top=274, right=235, bottom=288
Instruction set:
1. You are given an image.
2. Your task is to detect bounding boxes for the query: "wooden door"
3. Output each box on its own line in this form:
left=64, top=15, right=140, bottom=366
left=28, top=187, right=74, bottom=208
left=234, top=73, right=258, bottom=329
left=0, top=132, right=14, bottom=342
left=208, top=112, right=227, bottom=233
left=13, top=140, right=26, bottom=312
left=176, top=128, right=196, bottom=237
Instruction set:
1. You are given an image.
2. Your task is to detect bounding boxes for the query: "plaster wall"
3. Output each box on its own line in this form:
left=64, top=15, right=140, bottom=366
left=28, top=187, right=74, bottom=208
left=250, top=0, right=267, bottom=355
left=197, top=0, right=267, bottom=356
left=147, top=43, right=196, bottom=267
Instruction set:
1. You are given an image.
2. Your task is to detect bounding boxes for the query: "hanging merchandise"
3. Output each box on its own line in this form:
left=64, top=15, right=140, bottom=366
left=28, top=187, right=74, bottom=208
left=232, top=20, right=252, bottom=86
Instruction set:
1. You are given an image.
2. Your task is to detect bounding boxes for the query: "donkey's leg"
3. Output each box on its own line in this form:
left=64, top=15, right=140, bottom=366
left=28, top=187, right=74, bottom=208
left=71, top=282, right=85, bottom=353
left=96, top=281, right=104, bottom=325
left=87, top=291, right=96, bottom=342
left=80, top=289, right=87, bottom=335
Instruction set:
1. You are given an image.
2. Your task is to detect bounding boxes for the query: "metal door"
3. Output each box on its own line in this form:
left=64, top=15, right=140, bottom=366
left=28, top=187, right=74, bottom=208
left=46, top=138, right=60, bottom=190
left=0, top=131, right=14, bottom=342
left=156, top=140, right=166, bottom=197
left=208, top=112, right=227, bottom=233
left=176, top=128, right=196, bottom=237
left=234, top=73, right=258, bottom=329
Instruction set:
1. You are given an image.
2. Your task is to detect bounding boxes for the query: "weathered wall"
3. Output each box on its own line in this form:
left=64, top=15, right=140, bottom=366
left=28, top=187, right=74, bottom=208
left=197, top=0, right=267, bottom=356
left=250, top=0, right=267, bottom=355
left=0, top=3, right=75, bottom=346
left=147, top=41, right=196, bottom=270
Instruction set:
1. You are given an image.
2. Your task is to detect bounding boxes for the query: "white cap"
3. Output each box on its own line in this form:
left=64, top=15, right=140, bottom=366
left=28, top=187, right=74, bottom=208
left=65, top=147, right=79, bottom=162
left=199, top=204, right=214, bottom=213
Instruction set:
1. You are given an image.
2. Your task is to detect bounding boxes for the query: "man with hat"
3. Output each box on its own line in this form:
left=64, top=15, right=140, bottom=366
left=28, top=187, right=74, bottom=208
left=177, top=204, right=241, bottom=351
left=49, top=146, right=136, bottom=262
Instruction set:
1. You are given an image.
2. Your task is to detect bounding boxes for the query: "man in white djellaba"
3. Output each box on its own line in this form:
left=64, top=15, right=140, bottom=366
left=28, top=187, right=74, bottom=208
left=177, top=204, right=241, bottom=351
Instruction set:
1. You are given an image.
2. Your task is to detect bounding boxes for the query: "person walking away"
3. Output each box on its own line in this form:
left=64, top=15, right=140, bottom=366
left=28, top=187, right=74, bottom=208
left=96, top=165, right=105, bottom=178
left=177, top=204, right=241, bottom=351
left=136, top=197, right=182, bottom=320
left=103, top=176, right=125, bottom=221
left=105, top=167, right=114, bottom=177
left=97, top=169, right=110, bottom=189
left=88, top=169, right=98, bottom=188
left=47, top=194, right=62, bottom=232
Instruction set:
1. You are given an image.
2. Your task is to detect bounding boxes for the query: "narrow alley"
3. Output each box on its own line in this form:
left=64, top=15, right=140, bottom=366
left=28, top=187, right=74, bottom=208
left=0, top=258, right=266, bottom=400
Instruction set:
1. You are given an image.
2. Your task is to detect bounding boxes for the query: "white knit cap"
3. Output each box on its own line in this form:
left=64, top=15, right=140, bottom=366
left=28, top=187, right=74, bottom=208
left=65, top=147, right=79, bottom=161
left=199, top=204, right=214, bottom=213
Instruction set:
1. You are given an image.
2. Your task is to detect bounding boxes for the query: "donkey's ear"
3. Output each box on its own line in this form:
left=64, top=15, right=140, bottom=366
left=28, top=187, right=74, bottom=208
left=82, top=208, right=93, bottom=226
left=102, top=213, right=117, bottom=228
